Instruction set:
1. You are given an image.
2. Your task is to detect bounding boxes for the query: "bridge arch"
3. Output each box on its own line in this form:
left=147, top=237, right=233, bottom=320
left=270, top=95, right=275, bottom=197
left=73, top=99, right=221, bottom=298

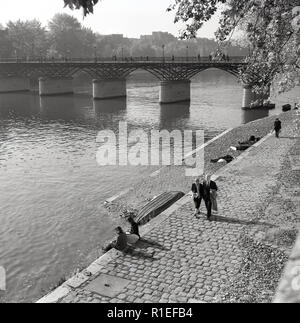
left=188, top=66, right=241, bottom=80
left=118, top=64, right=242, bottom=81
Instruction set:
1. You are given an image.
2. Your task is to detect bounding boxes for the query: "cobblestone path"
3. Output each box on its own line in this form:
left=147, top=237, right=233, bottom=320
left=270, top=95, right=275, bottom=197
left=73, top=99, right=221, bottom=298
left=55, top=114, right=299, bottom=303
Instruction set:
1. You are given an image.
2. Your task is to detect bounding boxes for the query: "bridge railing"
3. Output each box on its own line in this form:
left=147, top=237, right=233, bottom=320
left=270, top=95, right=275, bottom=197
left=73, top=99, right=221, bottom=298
left=0, top=56, right=246, bottom=64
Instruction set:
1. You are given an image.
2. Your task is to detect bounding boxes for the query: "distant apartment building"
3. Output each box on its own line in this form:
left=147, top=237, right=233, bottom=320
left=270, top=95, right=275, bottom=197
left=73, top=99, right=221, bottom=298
left=103, top=34, right=124, bottom=42
left=140, top=32, right=176, bottom=44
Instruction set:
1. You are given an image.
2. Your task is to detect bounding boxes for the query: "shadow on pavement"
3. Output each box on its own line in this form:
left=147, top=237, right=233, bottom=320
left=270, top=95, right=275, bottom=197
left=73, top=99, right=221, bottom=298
left=213, top=215, right=276, bottom=228
left=136, top=238, right=170, bottom=251
left=123, top=247, right=158, bottom=261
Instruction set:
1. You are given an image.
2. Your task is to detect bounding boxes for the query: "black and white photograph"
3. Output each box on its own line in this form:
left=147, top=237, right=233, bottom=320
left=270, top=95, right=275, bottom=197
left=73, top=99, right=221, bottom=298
left=0, top=0, right=299, bottom=309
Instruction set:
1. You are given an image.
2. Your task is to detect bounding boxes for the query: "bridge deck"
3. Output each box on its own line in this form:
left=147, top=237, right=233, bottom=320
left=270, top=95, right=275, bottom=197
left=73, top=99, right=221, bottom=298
left=0, top=57, right=246, bottom=80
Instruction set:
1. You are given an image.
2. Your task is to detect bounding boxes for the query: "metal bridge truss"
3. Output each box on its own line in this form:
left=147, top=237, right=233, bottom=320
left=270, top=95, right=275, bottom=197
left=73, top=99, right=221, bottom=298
left=0, top=62, right=245, bottom=81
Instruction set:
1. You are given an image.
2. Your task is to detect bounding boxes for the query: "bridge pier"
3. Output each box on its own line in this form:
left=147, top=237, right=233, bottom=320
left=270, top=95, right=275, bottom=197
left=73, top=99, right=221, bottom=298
left=0, top=77, right=30, bottom=93
left=39, top=77, right=74, bottom=96
left=159, top=80, right=191, bottom=104
left=93, top=79, right=127, bottom=100
left=242, top=85, right=270, bottom=108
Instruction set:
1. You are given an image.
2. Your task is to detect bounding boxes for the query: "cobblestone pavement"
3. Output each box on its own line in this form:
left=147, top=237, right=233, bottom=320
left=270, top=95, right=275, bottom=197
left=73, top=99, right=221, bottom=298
left=58, top=114, right=299, bottom=303
left=106, top=111, right=296, bottom=218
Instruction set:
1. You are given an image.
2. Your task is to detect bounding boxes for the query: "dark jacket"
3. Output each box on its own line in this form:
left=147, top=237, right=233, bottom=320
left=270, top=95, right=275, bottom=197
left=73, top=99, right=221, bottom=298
left=274, top=120, right=282, bottom=131
left=115, top=233, right=128, bottom=251
left=202, top=181, right=218, bottom=201
left=130, top=221, right=140, bottom=238
left=192, top=183, right=203, bottom=199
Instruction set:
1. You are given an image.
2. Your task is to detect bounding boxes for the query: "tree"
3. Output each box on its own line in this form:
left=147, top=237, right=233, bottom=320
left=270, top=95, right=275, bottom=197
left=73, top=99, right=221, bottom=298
left=0, top=26, right=13, bottom=58
left=168, top=0, right=300, bottom=94
left=131, top=43, right=157, bottom=57
left=80, top=27, right=97, bottom=58
left=6, top=19, right=48, bottom=58
left=64, top=0, right=100, bottom=16
left=48, top=13, right=96, bottom=58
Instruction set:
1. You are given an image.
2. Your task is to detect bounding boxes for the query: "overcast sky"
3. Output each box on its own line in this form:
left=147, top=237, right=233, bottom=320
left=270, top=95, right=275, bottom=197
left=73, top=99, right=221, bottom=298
left=0, top=0, right=220, bottom=38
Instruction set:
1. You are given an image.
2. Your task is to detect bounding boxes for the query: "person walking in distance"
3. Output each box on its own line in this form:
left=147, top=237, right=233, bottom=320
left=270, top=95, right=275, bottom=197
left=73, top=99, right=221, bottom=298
left=192, top=178, right=202, bottom=217
left=202, top=175, right=218, bottom=220
left=274, top=118, right=282, bottom=138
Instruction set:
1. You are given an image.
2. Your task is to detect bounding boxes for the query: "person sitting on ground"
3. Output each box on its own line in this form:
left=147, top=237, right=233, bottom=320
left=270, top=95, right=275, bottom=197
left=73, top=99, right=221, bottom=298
left=103, top=226, right=128, bottom=252
left=211, top=155, right=234, bottom=164
left=128, top=217, right=140, bottom=238
left=230, top=136, right=261, bottom=151
left=238, top=136, right=260, bottom=145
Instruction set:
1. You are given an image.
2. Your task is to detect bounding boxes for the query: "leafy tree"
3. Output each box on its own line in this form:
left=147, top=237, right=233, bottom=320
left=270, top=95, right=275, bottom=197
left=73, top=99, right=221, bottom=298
left=79, top=27, right=97, bottom=57
left=130, top=42, right=157, bottom=57
left=0, top=26, right=13, bottom=58
left=48, top=13, right=96, bottom=58
left=6, top=19, right=48, bottom=58
left=168, top=0, right=300, bottom=94
left=48, top=13, right=82, bottom=58
left=64, top=0, right=100, bottom=16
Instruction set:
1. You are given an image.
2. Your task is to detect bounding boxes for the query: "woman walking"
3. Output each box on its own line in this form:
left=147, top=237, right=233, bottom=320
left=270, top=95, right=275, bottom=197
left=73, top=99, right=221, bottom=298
left=191, top=178, right=203, bottom=216
left=210, top=185, right=218, bottom=214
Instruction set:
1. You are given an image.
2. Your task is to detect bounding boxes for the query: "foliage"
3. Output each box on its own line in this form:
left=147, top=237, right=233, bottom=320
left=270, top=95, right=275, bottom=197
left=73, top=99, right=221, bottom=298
left=6, top=19, right=48, bottom=58
left=48, top=13, right=96, bottom=58
left=0, top=28, right=13, bottom=58
left=63, top=0, right=100, bottom=16
left=168, top=0, right=300, bottom=94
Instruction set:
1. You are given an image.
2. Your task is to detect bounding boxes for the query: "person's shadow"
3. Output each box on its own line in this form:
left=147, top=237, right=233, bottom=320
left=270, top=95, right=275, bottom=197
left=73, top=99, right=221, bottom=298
left=136, top=238, right=170, bottom=251
left=212, top=215, right=276, bottom=228
left=124, top=246, right=157, bottom=261
left=123, top=238, right=169, bottom=261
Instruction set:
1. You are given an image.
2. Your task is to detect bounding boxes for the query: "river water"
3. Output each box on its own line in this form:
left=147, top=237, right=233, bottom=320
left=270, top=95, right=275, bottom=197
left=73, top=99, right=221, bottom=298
left=0, top=69, right=298, bottom=302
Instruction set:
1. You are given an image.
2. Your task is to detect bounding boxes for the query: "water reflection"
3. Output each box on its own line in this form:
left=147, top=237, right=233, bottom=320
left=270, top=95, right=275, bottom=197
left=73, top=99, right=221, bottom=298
left=39, top=94, right=98, bottom=126
left=242, top=108, right=269, bottom=124
left=159, top=101, right=190, bottom=129
left=0, top=93, right=39, bottom=118
left=39, top=95, right=75, bottom=120
left=94, top=97, right=127, bottom=130
left=93, top=97, right=127, bottom=114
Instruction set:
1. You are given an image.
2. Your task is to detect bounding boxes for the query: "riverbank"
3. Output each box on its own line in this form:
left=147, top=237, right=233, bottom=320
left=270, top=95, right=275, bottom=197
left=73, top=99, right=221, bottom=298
left=105, top=110, right=297, bottom=221
left=37, top=110, right=299, bottom=303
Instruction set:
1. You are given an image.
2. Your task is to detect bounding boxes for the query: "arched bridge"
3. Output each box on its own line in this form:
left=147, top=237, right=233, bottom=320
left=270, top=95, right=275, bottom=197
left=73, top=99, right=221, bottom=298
left=0, top=57, right=263, bottom=108
left=0, top=57, right=245, bottom=80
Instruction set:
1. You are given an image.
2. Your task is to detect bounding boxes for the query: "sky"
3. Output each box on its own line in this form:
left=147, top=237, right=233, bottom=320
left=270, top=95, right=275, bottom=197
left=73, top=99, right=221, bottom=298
left=0, top=0, right=220, bottom=39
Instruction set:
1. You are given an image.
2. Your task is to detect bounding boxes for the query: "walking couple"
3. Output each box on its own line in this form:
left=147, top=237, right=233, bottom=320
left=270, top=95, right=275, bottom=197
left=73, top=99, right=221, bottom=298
left=191, top=175, right=218, bottom=221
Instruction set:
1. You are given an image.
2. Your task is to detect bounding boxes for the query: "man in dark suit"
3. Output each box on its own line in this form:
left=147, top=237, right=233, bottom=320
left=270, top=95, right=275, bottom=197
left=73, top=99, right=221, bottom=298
left=202, top=175, right=218, bottom=220
left=274, top=118, right=282, bottom=138
left=191, top=178, right=203, bottom=216
left=128, top=217, right=140, bottom=238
